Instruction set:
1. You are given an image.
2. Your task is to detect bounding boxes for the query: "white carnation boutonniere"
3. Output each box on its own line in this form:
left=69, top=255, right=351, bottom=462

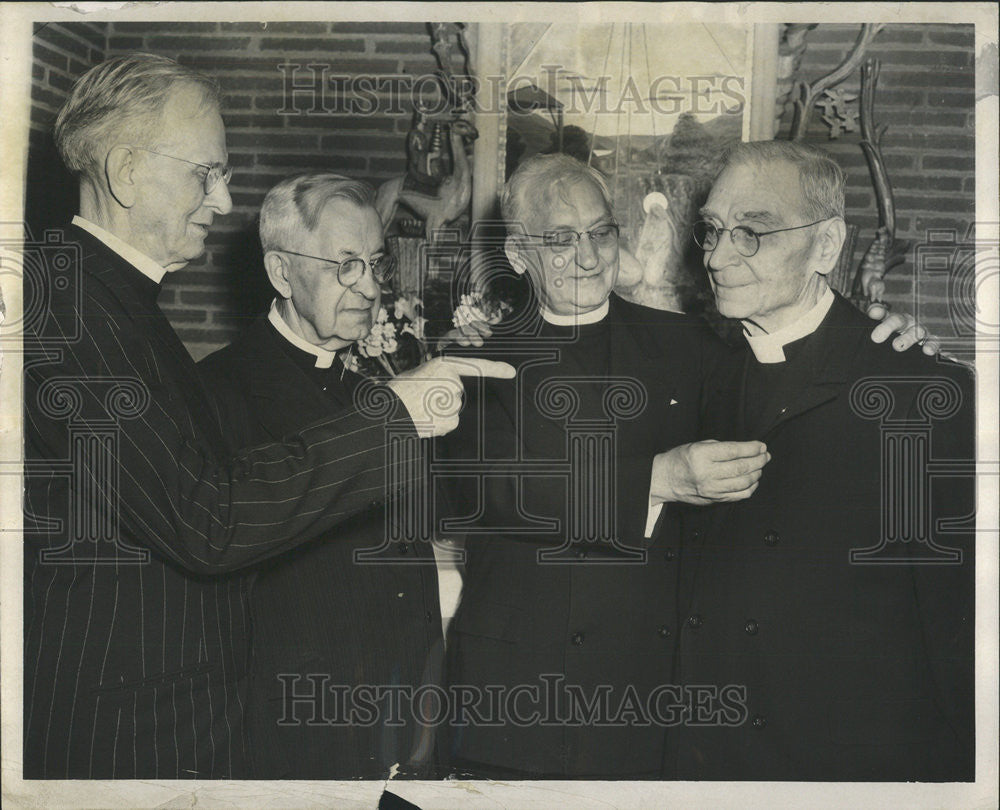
left=452, top=291, right=512, bottom=329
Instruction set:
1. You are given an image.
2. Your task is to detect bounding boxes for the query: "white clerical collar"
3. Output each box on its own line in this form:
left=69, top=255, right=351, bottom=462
left=743, top=287, right=835, bottom=364
left=539, top=300, right=610, bottom=327
left=267, top=300, right=340, bottom=369
left=72, top=215, right=167, bottom=284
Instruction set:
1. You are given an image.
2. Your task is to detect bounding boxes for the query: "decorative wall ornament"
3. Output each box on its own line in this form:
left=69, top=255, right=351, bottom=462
left=855, top=57, right=909, bottom=305
left=789, top=23, right=883, bottom=141
left=375, top=22, right=479, bottom=243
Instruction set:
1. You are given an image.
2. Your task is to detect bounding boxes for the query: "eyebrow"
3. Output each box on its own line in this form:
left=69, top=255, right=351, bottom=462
left=546, top=213, right=614, bottom=231
left=739, top=209, right=783, bottom=228
left=696, top=208, right=782, bottom=228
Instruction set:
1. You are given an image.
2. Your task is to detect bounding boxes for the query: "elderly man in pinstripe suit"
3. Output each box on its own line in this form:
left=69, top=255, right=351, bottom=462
left=23, top=53, right=511, bottom=779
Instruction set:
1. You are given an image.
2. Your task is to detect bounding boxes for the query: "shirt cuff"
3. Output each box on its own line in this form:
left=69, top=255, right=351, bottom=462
left=645, top=500, right=663, bottom=538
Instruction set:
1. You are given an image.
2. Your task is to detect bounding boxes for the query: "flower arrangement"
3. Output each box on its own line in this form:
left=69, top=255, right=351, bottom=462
left=345, top=288, right=512, bottom=378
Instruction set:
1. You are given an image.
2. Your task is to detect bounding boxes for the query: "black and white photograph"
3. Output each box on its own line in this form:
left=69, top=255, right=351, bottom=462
left=0, top=2, right=996, bottom=808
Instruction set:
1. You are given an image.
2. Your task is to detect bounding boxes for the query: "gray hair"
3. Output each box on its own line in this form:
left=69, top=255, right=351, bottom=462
left=54, top=53, right=221, bottom=179
left=259, top=172, right=376, bottom=252
left=501, top=153, right=613, bottom=231
left=719, top=140, right=846, bottom=220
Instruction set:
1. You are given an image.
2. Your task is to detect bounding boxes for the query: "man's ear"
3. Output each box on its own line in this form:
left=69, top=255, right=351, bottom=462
left=812, top=217, right=847, bottom=277
left=105, top=146, right=138, bottom=209
left=504, top=234, right=529, bottom=276
left=263, top=251, right=293, bottom=299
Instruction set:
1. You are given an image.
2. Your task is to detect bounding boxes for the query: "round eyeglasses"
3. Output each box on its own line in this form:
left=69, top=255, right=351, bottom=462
left=276, top=249, right=396, bottom=287
left=692, top=219, right=826, bottom=258
left=131, top=146, right=233, bottom=195
left=524, top=222, right=620, bottom=250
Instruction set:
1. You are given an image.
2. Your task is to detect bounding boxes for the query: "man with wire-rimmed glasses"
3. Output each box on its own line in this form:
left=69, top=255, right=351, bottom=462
left=25, top=54, right=510, bottom=781
left=666, top=139, right=974, bottom=780
left=437, top=150, right=938, bottom=780
left=198, top=173, right=452, bottom=779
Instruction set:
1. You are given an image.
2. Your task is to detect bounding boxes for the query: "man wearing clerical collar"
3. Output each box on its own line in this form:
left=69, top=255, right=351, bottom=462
left=667, top=140, right=975, bottom=781
left=197, top=174, right=445, bottom=779
left=438, top=151, right=952, bottom=781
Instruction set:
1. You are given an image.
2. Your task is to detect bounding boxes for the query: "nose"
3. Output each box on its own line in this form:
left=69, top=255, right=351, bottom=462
left=575, top=234, right=600, bottom=271
left=205, top=177, right=233, bottom=216
left=352, top=263, right=381, bottom=300
left=705, top=229, right=740, bottom=273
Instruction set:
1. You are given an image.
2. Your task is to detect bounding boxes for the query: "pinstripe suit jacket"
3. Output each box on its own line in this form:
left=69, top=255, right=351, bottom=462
left=23, top=225, right=417, bottom=778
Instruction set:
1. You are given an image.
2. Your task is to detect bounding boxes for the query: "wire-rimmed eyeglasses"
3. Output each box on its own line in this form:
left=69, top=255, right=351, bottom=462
left=523, top=222, right=620, bottom=250
left=275, top=249, right=396, bottom=287
left=131, top=146, right=233, bottom=195
left=692, top=219, right=826, bottom=258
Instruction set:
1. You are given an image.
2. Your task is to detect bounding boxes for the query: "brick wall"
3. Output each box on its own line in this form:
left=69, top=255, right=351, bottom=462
left=26, top=22, right=106, bottom=238
left=27, top=21, right=977, bottom=355
left=777, top=23, right=975, bottom=338
left=28, top=20, right=463, bottom=358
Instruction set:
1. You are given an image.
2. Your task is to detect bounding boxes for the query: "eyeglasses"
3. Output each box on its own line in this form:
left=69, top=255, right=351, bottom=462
left=275, top=249, right=396, bottom=286
left=132, top=146, right=233, bottom=195
left=692, top=219, right=826, bottom=258
left=523, top=222, right=620, bottom=250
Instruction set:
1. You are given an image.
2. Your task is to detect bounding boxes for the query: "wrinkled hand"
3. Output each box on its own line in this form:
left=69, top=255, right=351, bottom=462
left=867, top=304, right=940, bottom=355
left=650, top=440, right=770, bottom=506
left=437, top=319, right=493, bottom=350
left=387, top=356, right=515, bottom=438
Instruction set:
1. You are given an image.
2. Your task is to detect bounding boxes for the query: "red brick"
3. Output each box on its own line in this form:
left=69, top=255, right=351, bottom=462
left=35, top=26, right=92, bottom=61
left=926, top=91, right=975, bottom=107
left=896, top=195, right=973, bottom=213
left=229, top=132, right=319, bottom=149
left=260, top=152, right=365, bottom=171
left=375, top=38, right=433, bottom=55
left=33, top=41, right=69, bottom=72
left=107, top=36, right=145, bottom=51
left=259, top=37, right=366, bottom=52
left=922, top=155, right=974, bottom=171
left=891, top=174, right=964, bottom=191
left=258, top=21, right=329, bottom=34
left=320, top=133, right=401, bottom=152
left=333, top=22, right=426, bottom=35
left=926, top=27, right=975, bottom=46
left=874, top=27, right=926, bottom=45
left=147, top=35, right=252, bottom=51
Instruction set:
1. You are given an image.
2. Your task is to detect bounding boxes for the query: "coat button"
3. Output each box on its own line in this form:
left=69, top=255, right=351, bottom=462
left=576, top=548, right=588, bottom=560
left=657, top=625, right=671, bottom=639
left=687, top=614, right=703, bottom=629
left=763, top=530, right=779, bottom=546
left=664, top=548, right=676, bottom=561
left=398, top=542, right=409, bottom=554
left=425, top=611, right=434, bottom=622
left=751, top=714, right=767, bottom=729
left=744, top=620, right=759, bottom=635
left=570, top=632, right=585, bottom=646
left=692, top=530, right=701, bottom=541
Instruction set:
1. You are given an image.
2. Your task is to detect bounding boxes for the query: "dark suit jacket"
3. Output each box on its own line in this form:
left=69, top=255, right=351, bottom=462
left=438, top=294, right=728, bottom=777
left=23, top=225, right=417, bottom=778
left=667, top=294, right=975, bottom=781
left=198, top=316, right=444, bottom=779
